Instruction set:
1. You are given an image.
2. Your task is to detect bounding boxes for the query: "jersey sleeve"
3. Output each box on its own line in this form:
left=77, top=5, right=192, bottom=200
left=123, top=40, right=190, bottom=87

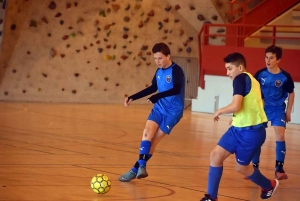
left=233, top=73, right=250, bottom=97
left=282, top=70, right=294, bottom=93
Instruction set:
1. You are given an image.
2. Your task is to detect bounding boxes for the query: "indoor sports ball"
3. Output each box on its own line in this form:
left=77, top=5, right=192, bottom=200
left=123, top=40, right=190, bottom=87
left=90, top=173, right=111, bottom=194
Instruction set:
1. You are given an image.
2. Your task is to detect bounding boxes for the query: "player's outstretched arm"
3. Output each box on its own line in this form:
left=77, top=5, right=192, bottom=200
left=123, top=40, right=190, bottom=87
left=124, top=97, right=133, bottom=107
left=213, top=95, right=243, bottom=121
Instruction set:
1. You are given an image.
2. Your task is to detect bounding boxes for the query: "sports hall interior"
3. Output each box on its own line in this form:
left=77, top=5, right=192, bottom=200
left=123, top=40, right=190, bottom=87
left=0, top=0, right=299, bottom=200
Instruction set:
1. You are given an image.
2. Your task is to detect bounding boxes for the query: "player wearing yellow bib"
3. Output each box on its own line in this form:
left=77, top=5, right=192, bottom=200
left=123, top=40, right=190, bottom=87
left=201, top=53, right=279, bottom=201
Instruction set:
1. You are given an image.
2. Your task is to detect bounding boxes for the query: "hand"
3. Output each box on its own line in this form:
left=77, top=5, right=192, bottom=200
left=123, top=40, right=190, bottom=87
left=286, top=112, right=291, bottom=123
left=213, top=110, right=221, bottom=121
left=147, top=99, right=152, bottom=104
left=124, top=97, right=133, bottom=107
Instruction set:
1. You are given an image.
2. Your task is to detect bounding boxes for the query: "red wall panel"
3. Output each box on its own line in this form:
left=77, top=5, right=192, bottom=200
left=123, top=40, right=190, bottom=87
left=202, top=45, right=300, bottom=82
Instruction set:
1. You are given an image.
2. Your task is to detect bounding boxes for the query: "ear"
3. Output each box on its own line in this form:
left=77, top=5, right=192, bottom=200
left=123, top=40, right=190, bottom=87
left=277, top=59, right=281, bottom=64
left=239, top=65, right=243, bottom=71
left=167, top=54, right=171, bottom=60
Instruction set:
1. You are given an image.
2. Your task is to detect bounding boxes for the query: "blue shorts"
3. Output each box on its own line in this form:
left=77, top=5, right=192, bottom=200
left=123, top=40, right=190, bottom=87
left=218, top=126, right=266, bottom=166
left=265, top=105, right=286, bottom=128
left=147, top=108, right=181, bottom=134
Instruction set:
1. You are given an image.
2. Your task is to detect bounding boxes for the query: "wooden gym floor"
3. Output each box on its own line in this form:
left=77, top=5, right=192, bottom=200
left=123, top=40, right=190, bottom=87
left=0, top=102, right=299, bottom=201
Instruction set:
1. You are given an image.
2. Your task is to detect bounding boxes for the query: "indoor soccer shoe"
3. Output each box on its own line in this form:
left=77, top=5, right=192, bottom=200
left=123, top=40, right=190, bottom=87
left=275, top=171, right=288, bottom=180
left=118, top=170, right=136, bottom=182
left=136, top=166, right=148, bottom=179
left=261, top=179, right=279, bottom=200
left=200, top=194, right=218, bottom=201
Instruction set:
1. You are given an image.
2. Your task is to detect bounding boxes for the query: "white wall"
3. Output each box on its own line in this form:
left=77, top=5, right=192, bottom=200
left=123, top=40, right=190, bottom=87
left=192, top=75, right=300, bottom=124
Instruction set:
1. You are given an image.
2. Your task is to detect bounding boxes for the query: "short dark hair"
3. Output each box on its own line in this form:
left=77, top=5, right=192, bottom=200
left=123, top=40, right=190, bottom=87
left=152, top=42, right=170, bottom=56
left=223, top=52, right=246, bottom=68
left=265, top=45, right=282, bottom=60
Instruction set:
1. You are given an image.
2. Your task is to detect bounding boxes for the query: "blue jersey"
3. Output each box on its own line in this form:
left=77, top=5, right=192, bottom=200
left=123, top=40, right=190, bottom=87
left=152, top=62, right=185, bottom=116
left=254, top=68, right=294, bottom=107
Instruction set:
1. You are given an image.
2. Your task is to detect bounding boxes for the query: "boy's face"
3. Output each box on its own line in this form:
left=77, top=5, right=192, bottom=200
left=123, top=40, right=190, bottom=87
left=225, top=62, right=243, bottom=81
left=265, top=52, right=280, bottom=69
left=153, top=52, right=171, bottom=68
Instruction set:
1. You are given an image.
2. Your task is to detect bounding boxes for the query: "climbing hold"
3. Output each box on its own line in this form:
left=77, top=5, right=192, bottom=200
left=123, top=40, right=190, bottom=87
left=121, top=55, right=128, bottom=60
left=111, top=4, right=120, bottom=11
left=77, top=18, right=84, bottom=23
left=175, top=5, right=180, bottom=10
left=148, top=10, right=154, bottom=16
left=144, top=17, right=149, bottom=23
left=158, top=22, right=163, bottom=30
left=48, top=1, right=56, bottom=10
left=179, top=29, right=184, bottom=36
left=165, top=6, right=171, bottom=11
left=138, top=21, right=143, bottom=28
left=190, top=5, right=195, bottom=10
left=124, top=16, right=130, bottom=22
left=49, top=48, right=56, bottom=57
left=42, top=17, right=48, bottom=24
left=125, top=4, right=130, bottom=10
left=11, top=24, right=16, bottom=30
left=62, top=35, right=69, bottom=40
left=141, top=45, right=148, bottom=50
left=99, top=10, right=106, bottom=17
left=104, top=55, right=112, bottom=60
left=30, top=20, right=37, bottom=27
left=212, top=15, right=218, bottom=21
left=197, top=14, right=205, bottom=21
left=55, top=12, right=62, bottom=17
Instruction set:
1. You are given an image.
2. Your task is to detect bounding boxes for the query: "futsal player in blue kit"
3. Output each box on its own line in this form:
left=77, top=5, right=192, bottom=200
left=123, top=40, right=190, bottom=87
left=118, top=42, right=185, bottom=182
left=201, top=53, right=279, bottom=201
left=250, top=45, right=295, bottom=180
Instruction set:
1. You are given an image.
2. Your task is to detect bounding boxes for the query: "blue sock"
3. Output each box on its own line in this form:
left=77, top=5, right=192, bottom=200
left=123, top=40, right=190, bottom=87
left=137, top=140, right=151, bottom=167
left=207, top=166, right=223, bottom=199
left=131, top=154, right=152, bottom=173
left=248, top=167, right=271, bottom=189
left=276, top=141, right=286, bottom=170
left=252, top=148, right=261, bottom=165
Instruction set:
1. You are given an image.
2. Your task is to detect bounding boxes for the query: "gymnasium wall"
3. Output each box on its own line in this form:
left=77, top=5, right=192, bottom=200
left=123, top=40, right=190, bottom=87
left=0, top=0, right=224, bottom=103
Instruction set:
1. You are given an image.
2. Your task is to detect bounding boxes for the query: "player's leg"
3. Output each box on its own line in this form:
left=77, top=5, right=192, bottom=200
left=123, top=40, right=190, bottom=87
left=251, top=147, right=261, bottom=168
left=270, top=109, right=287, bottom=180
left=131, top=129, right=165, bottom=177
left=237, top=126, right=279, bottom=200
left=201, top=127, right=235, bottom=201
left=266, top=106, right=288, bottom=180
left=119, top=109, right=161, bottom=182
left=136, top=113, right=181, bottom=179
left=273, top=125, right=287, bottom=180
left=134, top=120, right=160, bottom=179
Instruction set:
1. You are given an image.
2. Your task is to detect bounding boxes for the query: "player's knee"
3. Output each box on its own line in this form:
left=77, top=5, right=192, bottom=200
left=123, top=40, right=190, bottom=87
left=235, top=163, right=250, bottom=175
left=142, top=129, right=152, bottom=140
left=210, top=150, right=223, bottom=166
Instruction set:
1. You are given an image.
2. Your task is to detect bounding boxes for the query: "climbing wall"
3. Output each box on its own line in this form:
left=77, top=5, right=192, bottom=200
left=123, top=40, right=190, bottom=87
left=0, top=0, right=222, bottom=103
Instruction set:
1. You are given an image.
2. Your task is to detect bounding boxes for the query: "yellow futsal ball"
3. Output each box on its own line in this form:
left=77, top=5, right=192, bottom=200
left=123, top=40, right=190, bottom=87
left=90, top=173, right=111, bottom=194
